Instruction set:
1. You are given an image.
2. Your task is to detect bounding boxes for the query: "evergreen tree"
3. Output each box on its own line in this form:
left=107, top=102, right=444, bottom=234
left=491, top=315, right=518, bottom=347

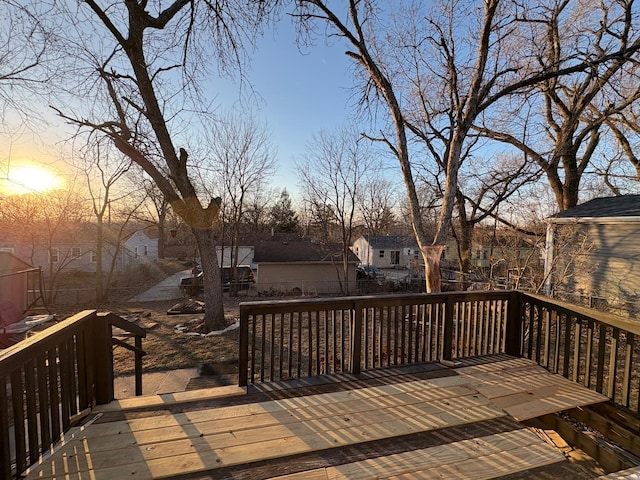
left=270, top=189, right=300, bottom=233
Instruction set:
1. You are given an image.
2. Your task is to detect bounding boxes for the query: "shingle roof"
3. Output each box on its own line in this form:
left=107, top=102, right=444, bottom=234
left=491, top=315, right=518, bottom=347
left=253, top=241, right=359, bottom=263
left=551, top=195, right=640, bottom=219
left=362, top=235, right=419, bottom=249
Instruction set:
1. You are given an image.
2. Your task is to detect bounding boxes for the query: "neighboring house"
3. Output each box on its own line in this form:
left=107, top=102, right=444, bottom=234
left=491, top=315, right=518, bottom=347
left=3, top=226, right=159, bottom=276
left=467, top=238, right=538, bottom=270
left=351, top=235, right=421, bottom=269
left=254, top=241, right=359, bottom=295
left=122, top=230, right=159, bottom=271
left=217, top=245, right=255, bottom=270
left=0, top=251, right=34, bottom=325
left=543, top=195, right=640, bottom=312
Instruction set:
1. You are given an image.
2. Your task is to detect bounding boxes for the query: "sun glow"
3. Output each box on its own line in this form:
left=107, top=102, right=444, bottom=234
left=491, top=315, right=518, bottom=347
left=1, top=163, right=64, bottom=195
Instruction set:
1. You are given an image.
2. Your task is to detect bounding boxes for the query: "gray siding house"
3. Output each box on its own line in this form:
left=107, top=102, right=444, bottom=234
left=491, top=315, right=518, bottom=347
left=544, top=195, right=640, bottom=314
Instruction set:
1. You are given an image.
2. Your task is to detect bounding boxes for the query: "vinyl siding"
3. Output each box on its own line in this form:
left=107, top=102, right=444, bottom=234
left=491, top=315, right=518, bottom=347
left=555, top=222, right=640, bottom=307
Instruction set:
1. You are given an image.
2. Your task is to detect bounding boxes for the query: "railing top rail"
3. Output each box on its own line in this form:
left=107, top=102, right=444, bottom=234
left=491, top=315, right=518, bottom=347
left=100, top=312, right=147, bottom=338
left=0, top=309, right=97, bottom=374
left=239, top=290, right=516, bottom=315
left=522, top=292, right=640, bottom=336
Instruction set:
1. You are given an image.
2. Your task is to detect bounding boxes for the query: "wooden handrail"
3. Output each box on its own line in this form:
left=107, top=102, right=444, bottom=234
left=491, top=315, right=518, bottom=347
left=0, top=310, right=146, bottom=479
left=101, top=312, right=146, bottom=397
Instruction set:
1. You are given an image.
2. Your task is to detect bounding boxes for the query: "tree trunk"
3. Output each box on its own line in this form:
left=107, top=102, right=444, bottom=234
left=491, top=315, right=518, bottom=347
left=457, top=220, right=473, bottom=275
left=192, top=227, right=225, bottom=331
left=96, top=218, right=104, bottom=302
left=158, top=213, right=166, bottom=259
left=230, top=220, right=240, bottom=297
left=421, top=246, right=445, bottom=293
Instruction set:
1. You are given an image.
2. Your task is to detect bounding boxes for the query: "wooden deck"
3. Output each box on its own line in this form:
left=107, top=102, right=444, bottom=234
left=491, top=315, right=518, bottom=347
left=25, top=356, right=613, bottom=479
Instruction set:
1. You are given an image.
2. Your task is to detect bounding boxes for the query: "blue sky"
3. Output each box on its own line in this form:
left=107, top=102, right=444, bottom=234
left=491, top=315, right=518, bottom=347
left=211, top=17, right=361, bottom=193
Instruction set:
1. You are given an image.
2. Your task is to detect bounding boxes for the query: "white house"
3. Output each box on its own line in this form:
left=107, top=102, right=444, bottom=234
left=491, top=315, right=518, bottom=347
left=120, top=230, right=159, bottom=271
left=351, top=235, right=420, bottom=269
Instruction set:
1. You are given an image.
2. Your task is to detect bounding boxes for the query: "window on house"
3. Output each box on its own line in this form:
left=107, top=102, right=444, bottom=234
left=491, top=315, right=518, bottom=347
left=50, top=248, right=59, bottom=263
left=72, top=247, right=81, bottom=257
left=90, top=251, right=97, bottom=263
left=134, top=246, right=138, bottom=258
left=143, top=245, right=148, bottom=256
left=0, top=247, right=14, bottom=254
left=379, top=250, right=385, bottom=258
left=390, top=250, right=400, bottom=265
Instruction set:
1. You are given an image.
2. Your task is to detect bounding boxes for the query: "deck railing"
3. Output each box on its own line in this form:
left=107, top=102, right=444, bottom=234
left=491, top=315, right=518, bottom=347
left=5, top=290, right=640, bottom=478
left=521, top=293, right=640, bottom=414
left=239, top=291, right=520, bottom=385
left=240, top=290, right=640, bottom=416
left=0, top=310, right=145, bottom=479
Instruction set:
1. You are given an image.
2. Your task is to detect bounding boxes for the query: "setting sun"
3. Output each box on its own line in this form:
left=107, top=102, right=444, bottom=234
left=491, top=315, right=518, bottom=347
left=0, top=163, right=64, bottom=195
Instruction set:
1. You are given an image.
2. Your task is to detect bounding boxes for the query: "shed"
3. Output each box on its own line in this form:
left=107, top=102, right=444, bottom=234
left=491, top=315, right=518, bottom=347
left=543, top=195, right=640, bottom=313
left=254, top=241, right=359, bottom=295
left=0, top=251, right=34, bottom=326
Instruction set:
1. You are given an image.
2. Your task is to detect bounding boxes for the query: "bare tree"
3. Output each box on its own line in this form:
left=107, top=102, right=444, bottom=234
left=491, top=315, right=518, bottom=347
left=0, top=187, right=88, bottom=304
left=75, top=138, right=144, bottom=302
left=298, top=127, right=375, bottom=294
left=453, top=154, right=541, bottom=274
left=596, top=107, right=640, bottom=193
left=143, top=181, right=171, bottom=260
left=244, top=184, right=276, bottom=233
left=48, top=1, right=279, bottom=330
left=0, top=1, right=59, bottom=126
left=294, top=0, right=640, bottom=292
left=211, top=113, right=276, bottom=295
left=479, top=0, right=640, bottom=211
left=357, top=177, right=397, bottom=235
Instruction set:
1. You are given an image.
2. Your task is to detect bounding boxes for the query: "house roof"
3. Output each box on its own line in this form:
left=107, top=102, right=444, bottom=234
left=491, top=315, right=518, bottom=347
left=254, top=241, right=359, bottom=264
left=0, top=251, right=33, bottom=274
left=359, top=235, right=419, bottom=249
left=551, top=195, right=640, bottom=221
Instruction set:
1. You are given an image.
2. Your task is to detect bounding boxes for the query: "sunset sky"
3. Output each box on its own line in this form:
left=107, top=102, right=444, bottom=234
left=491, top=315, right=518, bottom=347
left=0, top=16, right=365, bottom=198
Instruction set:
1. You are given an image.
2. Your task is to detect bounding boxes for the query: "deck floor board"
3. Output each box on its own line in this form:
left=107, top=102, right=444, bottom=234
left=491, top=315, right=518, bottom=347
left=25, top=357, right=610, bottom=479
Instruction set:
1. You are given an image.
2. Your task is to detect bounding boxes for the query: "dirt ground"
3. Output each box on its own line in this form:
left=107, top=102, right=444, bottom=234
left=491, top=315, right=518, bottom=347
left=98, top=295, right=253, bottom=376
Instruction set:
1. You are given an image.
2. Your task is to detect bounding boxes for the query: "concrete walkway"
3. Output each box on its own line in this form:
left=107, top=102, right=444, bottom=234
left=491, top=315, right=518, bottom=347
left=128, top=269, right=190, bottom=302
left=114, top=367, right=199, bottom=399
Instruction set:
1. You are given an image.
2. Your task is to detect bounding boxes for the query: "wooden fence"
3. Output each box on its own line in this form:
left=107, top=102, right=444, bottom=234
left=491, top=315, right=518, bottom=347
left=0, top=310, right=145, bottom=479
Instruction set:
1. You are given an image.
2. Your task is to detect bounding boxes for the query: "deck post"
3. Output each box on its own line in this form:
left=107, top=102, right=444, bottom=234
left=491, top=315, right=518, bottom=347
left=351, top=301, right=363, bottom=375
left=135, top=335, right=143, bottom=396
left=93, top=313, right=114, bottom=405
left=239, top=305, right=249, bottom=387
left=506, top=291, right=523, bottom=357
left=442, top=295, right=454, bottom=361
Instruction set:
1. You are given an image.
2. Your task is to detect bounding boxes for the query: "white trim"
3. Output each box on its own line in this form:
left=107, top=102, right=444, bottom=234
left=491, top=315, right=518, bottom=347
left=548, top=216, right=640, bottom=225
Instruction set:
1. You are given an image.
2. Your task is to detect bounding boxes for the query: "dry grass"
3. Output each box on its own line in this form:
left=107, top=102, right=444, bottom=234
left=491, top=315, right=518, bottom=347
left=104, top=296, right=251, bottom=376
